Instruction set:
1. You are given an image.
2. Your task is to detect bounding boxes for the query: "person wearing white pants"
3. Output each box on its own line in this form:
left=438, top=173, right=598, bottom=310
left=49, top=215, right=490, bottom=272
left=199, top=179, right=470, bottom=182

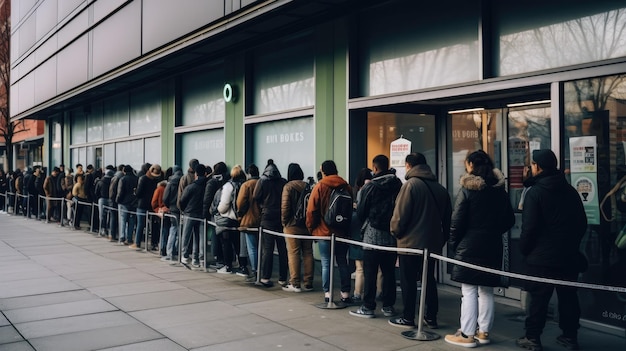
left=444, top=150, right=515, bottom=348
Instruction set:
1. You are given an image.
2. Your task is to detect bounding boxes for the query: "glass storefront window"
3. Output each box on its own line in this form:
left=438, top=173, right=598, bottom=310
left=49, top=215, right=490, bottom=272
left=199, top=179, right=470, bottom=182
left=115, top=140, right=143, bottom=171
left=252, top=36, right=314, bottom=115
left=144, top=137, right=162, bottom=165
left=70, top=110, right=86, bottom=145
left=181, top=67, right=225, bottom=126
left=50, top=119, right=62, bottom=168
left=366, top=112, right=436, bottom=180
left=104, top=143, right=115, bottom=168
left=87, top=103, right=103, bottom=142
left=130, top=87, right=162, bottom=135
left=358, top=1, right=479, bottom=96
left=495, top=1, right=626, bottom=76
left=250, top=117, right=315, bottom=178
left=563, top=74, right=626, bottom=329
left=179, top=129, right=225, bottom=170
left=103, top=95, right=130, bottom=140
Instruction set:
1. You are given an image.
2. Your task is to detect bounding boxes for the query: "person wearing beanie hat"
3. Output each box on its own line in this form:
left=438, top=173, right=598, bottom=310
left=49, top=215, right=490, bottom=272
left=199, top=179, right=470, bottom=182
left=179, top=163, right=209, bottom=266
left=202, top=161, right=230, bottom=269
left=516, top=149, right=587, bottom=351
left=116, top=165, right=139, bottom=245
left=94, top=167, right=116, bottom=237
left=531, top=149, right=558, bottom=172
left=177, top=159, right=199, bottom=211
left=132, top=163, right=162, bottom=250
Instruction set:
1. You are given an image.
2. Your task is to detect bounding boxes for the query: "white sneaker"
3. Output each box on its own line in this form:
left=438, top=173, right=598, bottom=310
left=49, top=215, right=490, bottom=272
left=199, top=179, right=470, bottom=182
left=282, top=284, right=301, bottom=293
left=217, top=266, right=233, bottom=274
left=181, top=257, right=189, bottom=264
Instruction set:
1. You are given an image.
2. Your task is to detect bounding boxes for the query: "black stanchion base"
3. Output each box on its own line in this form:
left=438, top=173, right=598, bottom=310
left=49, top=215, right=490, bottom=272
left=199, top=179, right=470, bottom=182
left=315, top=301, right=347, bottom=309
left=401, top=330, right=440, bottom=341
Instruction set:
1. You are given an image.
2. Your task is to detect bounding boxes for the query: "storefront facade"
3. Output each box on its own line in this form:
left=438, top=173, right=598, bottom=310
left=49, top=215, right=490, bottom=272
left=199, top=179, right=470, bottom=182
left=10, top=0, right=626, bottom=332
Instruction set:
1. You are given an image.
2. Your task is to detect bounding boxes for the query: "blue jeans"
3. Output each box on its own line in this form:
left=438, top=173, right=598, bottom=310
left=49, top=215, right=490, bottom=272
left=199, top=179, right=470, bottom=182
left=318, top=239, right=351, bottom=294
left=166, top=215, right=179, bottom=258
left=245, top=231, right=259, bottom=272
left=118, top=204, right=136, bottom=243
left=98, top=198, right=110, bottom=233
left=109, top=203, right=118, bottom=238
left=182, top=215, right=200, bottom=260
left=135, top=208, right=147, bottom=246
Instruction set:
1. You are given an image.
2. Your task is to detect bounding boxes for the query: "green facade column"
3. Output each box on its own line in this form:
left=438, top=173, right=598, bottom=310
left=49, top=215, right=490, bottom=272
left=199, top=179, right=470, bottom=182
left=161, top=79, right=175, bottom=167
left=224, top=55, right=245, bottom=167
left=315, top=19, right=349, bottom=177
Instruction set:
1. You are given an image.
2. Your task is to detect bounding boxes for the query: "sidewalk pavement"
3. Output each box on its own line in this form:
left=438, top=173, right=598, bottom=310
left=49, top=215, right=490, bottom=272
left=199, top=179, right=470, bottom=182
left=1, top=214, right=624, bottom=351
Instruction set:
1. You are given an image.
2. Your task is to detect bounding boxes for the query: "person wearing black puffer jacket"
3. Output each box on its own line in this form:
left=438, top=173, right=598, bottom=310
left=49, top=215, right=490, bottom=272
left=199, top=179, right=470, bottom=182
left=162, top=165, right=182, bottom=261
left=445, top=150, right=515, bottom=348
left=203, top=162, right=228, bottom=268
left=179, top=164, right=208, bottom=267
left=515, top=149, right=587, bottom=351
left=350, top=155, right=402, bottom=319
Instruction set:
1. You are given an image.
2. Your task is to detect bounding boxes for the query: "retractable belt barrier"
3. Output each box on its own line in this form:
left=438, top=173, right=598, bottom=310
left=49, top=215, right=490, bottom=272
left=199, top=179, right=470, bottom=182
left=16, top=204, right=626, bottom=340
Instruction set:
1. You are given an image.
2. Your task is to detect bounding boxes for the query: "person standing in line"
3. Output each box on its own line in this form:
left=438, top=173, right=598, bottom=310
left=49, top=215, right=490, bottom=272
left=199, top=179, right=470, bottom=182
left=203, top=162, right=228, bottom=268
left=179, top=163, right=208, bottom=267
left=389, top=152, right=452, bottom=329
left=43, top=167, right=61, bottom=222
left=253, top=159, right=288, bottom=288
left=444, top=150, right=515, bottom=348
left=281, top=163, right=314, bottom=293
left=349, top=167, right=373, bottom=302
left=152, top=178, right=169, bottom=257
left=306, top=160, right=354, bottom=303
left=72, top=173, right=88, bottom=230
left=116, top=165, right=138, bottom=245
left=350, top=155, right=402, bottom=319
left=236, top=164, right=262, bottom=280
left=162, top=165, right=182, bottom=262
left=108, top=165, right=124, bottom=242
left=95, top=168, right=115, bottom=237
left=131, top=164, right=161, bottom=250
left=213, top=165, right=247, bottom=274
left=516, top=149, right=587, bottom=351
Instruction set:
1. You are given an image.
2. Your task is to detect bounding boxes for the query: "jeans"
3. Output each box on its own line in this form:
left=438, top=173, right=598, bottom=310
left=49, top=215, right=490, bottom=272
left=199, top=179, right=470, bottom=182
left=285, top=236, right=314, bottom=288
left=245, top=231, right=259, bottom=272
left=318, top=239, right=351, bottom=294
left=399, top=254, right=438, bottom=322
left=460, top=284, right=494, bottom=336
left=362, top=249, right=396, bottom=310
left=109, top=204, right=118, bottom=239
left=166, top=215, right=179, bottom=258
left=118, top=204, right=136, bottom=243
left=135, top=208, right=147, bottom=246
left=159, top=217, right=170, bottom=255
left=182, top=215, right=200, bottom=260
left=524, top=265, right=580, bottom=339
left=98, top=198, right=110, bottom=233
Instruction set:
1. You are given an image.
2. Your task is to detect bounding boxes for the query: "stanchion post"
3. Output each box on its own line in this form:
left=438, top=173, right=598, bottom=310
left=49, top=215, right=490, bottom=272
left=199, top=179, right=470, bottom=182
left=401, top=248, right=440, bottom=341
left=144, top=211, right=150, bottom=253
left=203, top=220, right=208, bottom=273
left=255, top=226, right=263, bottom=284
left=89, top=203, right=95, bottom=232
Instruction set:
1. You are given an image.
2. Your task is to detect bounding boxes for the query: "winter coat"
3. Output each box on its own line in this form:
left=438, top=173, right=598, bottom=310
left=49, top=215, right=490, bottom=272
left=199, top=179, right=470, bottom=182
left=179, top=176, right=208, bottom=217
left=281, top=180, right=309, bottom=235
left=108, top=171, right=123, bottom=206
left=213, top=180, right=242, bottom=230
left=520, top=170, right=587, bottom=271
left=116, top=173, right=138, bottom=208
left=357, top=170, right=402, bottom=247
left=177, top=169, right=195, bottom=211
left=253, top=164, right=287, bottom=231
left=136, top=174, right=159, bottom=210
left=163, top=168, right=182, bottom=214
left=306, top=174, right=352, bottom=238
left=94, top=170, right=114, bottom=200
left=237, top=177, right=261, bottom=231
left=203, top=175, right=228, bottom=220
left=390, top=164, right=451, bottom=254
left=449, top=169, right=515, bottom=286
left=151, top=181, right=168, bottom=213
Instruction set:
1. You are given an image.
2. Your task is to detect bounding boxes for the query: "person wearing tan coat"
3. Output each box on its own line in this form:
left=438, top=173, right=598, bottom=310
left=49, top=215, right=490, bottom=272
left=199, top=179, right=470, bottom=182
left=281, top=163, right=314, bottom=293
left=236, top=164, right=262, bottom=278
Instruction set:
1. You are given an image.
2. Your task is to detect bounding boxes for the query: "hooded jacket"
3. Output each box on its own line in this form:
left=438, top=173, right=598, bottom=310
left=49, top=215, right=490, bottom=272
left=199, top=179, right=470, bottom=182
left=306, top=174, right=352, bottom=238
left=281, top=180, right=309, bottom=235
left=94, top=170, right=114, bottom=200
left=449, top=169, right=515, bottom=286
left=163, top=166, right=182, bottom=214
left=237, top=176, right=261, bottom=231
left=253, top=163, right=287, bottom=231
left=136, top=174, right=159, bottom=210
left=390, top=164, right=451, bottom=254
left=108, top=170, right=123, bottom=206
left=520, top=170, right=587, bottom=270
left=179, top=175, right=208, bottom=217
left=116, top=172, right=138, bottom=208
left=357, top=170, right=402, bottom=247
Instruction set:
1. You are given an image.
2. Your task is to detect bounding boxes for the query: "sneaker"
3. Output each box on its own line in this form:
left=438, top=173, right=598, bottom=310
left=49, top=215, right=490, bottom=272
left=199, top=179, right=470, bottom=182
left=301, top=285, right=314, bottom=292
left=423, top=317, right=439, bottom=329
left=556, top=335, right=579, bottom=350
left=445, top=330, right=478, bottom=348
left=129, top=244, right=140, bottom=250
left=349, top=305, right=375, bottom=318
left=278, top=280, right=287, bottom=287
left=381, top=306, right=397, bottom=317
left=192, top=259, right=200, bottom=268
left=235, top=266, right=250, bottom=277
left=340, top=296, right=358, bottom=306
left=160, top=256, right=172, bottom=262
left=217, top=265, right=233, bottom=274
left=474, top=331, right=490, bottom=345
left=351, top=294, right=362, bottom=303
left=259, top=280, right=274, bottom=288
left=388, top=317, right=416, bottom=329
left=516, top=336, right=543, bottom=351
left=282, top=284, right=302, bottom=293
left=181, top=257, right=190, bottom=264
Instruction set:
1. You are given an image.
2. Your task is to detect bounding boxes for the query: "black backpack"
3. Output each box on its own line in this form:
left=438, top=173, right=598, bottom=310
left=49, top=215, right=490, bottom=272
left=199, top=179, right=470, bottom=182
left=323, top=185, right=352, bottom=233
left=294, top=182, right=313, bottom=227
